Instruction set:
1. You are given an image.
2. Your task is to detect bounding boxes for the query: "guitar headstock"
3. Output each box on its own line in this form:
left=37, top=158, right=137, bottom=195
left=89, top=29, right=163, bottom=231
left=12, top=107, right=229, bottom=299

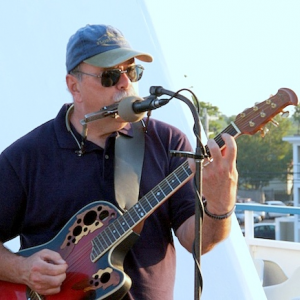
left=234, top=88, right=298, bottom=136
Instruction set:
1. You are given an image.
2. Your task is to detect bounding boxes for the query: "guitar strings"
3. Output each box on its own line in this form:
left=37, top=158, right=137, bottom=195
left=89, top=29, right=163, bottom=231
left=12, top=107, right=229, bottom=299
left=235, top=100, right=277, bottom=133
left=60, top=162, right=192, bottom=285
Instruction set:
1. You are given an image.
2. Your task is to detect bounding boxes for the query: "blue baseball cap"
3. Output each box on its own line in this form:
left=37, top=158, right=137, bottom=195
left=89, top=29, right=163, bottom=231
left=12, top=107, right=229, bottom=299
left=66, top=24, right=153, bottom=73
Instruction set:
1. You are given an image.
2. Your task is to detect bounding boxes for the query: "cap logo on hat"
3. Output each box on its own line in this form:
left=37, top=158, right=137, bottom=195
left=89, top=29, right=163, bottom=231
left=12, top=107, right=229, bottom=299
left=96, top=27, right=129, bottom=48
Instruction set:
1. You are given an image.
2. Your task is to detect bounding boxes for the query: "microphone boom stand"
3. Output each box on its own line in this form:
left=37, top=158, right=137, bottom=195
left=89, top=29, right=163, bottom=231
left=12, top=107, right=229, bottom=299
left=81, top=88, right=206, bottom=299
left=149, top=86, right=206, bottom=300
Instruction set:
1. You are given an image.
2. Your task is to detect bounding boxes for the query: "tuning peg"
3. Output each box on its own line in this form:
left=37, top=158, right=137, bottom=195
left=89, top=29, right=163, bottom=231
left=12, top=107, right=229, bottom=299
left=270, top=119, right=279, bottom=127
left=260, top=127, right=269, bottom=137
left=260, top=111, right=266, bottom=118
left=281, top=111, right=290, bottom=118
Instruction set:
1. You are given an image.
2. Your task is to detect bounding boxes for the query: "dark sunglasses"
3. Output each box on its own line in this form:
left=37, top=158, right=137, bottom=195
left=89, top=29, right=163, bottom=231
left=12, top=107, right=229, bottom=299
left=72, top=64, right=144, bottom=87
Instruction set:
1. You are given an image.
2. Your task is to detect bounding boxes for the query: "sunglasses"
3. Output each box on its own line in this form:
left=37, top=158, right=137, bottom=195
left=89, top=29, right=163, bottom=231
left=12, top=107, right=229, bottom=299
left=72, top=64, right=144, bottom=87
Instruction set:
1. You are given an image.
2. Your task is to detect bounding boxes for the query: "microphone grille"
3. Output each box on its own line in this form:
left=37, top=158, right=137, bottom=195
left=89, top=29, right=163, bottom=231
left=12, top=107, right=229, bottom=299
left=118, top=96, right=145, bottom=122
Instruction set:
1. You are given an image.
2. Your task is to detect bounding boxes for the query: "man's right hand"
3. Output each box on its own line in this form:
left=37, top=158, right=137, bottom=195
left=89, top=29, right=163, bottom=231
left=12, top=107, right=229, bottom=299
left=0, top=243, right=68, bottom=296
left=20, top=249, right=68, bottom=295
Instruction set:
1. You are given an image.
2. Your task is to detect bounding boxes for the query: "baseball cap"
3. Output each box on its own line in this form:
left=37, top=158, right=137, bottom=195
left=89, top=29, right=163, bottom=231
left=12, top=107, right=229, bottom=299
left=66, top=24, right=153, bottom=73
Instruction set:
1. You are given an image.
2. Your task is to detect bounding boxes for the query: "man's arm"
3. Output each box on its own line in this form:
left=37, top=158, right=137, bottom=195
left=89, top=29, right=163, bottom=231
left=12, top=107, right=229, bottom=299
left=175, top=133, right=238, bottom=253
left=0, top=242, right=68, bottom=295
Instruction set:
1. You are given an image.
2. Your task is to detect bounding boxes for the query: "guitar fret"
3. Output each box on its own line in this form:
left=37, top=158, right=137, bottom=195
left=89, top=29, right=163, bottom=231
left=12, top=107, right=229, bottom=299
left=96, top=233, right=109, bottom=249
left=150, top=190, right=160, bottom=205
left=165, top=176, right=177, bottom=190
left=140, top=196, right=152, bottom=212
left=90, top=160, right=193, bottom=262
left=95, top=235, right=106, bottom=252
left=115, top=215, right=130, bottom=231
left=105, top=225, right=118, bottom=243
left=105, top=227, right=116, bottom=242
left=154, top=185, right=164, bottom=197
left=173, top=172, right=181, bottom=184
left=110, top=222, right=123, bottom=238
left=91, top=236, right=104, bottom=260
left=157, top=185, right=167, bottom=197
left=165, top=179, right=175, bottom=192
left=90, top=249, right=96, bottom=261
left=112, top=219, right=126, bottom=236
left=102, top=229, right=113, bottom=244
left=213, top=123, right=239, bottom=150
left=123, top=212, right=135, bottom=227
left=151, top=185, right=167, bottom=204
left=130, top=204, right=142, bottom=219
left=126, top=212, right=136, bottom=225
left=91, top=226, right=120, bottom=261
left=224, top=123, right=238, bottom=135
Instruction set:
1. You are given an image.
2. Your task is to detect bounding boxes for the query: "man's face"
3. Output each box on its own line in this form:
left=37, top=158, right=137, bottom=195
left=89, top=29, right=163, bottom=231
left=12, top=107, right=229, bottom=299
left=74, top=59, right=137, bottom=116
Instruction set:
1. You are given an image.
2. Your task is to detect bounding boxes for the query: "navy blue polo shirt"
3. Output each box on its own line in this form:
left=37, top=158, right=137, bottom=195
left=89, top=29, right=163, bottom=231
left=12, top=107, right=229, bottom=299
left=0, top=104, right=195, bottom=299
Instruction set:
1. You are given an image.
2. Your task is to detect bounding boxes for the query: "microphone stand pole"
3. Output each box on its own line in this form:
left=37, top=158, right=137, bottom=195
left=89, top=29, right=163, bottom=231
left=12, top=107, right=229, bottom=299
left=149, top=86, right=206, bottom=300
left=193, top=142, right=204, bottom=300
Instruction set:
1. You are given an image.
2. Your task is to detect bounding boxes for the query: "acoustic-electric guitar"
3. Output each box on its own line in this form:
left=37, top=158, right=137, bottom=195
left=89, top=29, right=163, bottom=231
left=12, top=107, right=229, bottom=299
left=0, top=88, right=298, bottom=299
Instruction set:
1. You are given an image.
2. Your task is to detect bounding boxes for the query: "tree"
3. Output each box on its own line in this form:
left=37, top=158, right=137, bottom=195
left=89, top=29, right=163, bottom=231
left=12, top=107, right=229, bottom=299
left=236, top=115, right=293, bottom=189
left=292, top=105, right=300, bottom=134
left=192, top=98, right=226, bottom=138
left=192, top=96, right=295, bottom=190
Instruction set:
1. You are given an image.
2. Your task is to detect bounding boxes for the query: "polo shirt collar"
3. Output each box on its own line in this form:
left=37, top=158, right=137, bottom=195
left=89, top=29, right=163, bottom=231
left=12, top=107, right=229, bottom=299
left=54, top=104, right=134, bottom=151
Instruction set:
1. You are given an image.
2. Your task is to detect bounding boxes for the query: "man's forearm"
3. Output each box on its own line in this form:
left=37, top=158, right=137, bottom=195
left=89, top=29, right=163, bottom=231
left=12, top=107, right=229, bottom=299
left=0, top=242, right=26, bottom=284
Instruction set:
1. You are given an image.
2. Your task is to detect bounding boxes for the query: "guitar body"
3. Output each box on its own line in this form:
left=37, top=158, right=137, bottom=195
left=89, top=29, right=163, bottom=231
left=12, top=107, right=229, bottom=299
left=0, top=201, right=139, bottom=300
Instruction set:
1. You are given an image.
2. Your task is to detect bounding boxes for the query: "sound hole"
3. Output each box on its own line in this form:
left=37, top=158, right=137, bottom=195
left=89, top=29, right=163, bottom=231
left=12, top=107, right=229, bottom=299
left=100, top=272, right=111, bottom=283
left=99, top=210, right=109, bottom=221
left=73, top=225, right=82, bottom=236
left=83, top=210, right=97, bottom=225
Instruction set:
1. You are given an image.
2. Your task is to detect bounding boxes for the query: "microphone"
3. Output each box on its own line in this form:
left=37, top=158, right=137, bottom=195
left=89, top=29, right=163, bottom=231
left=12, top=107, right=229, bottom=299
left=118, top=95, right=169, bottom=122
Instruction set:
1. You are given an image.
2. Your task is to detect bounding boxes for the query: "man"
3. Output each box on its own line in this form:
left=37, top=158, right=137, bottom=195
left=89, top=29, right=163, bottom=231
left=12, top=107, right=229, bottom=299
left=0, top=24, right=237, bottom=299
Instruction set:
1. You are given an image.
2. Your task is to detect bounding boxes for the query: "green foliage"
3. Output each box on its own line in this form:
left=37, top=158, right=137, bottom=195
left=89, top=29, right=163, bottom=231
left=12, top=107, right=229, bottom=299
left=236, top=115, right=293, bottom=189
left=193, top=98, right=295, bottom=190
left=194, top=99, right=226, bottom=138
left=292, top=105, right=300, bottom=134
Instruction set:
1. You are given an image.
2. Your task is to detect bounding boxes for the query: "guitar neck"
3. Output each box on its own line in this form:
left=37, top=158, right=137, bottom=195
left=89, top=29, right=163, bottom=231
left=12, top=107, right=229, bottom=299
left=90, top=160, right=193, bottom=261
left=90, top=87, right=299, bottom=261
left=91, top=122, right=241, bottom=261
left=205, top=121, right=241, bottom=155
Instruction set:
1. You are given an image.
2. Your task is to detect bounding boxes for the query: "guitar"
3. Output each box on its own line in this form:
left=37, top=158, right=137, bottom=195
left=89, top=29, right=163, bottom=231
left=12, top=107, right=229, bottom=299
left=0, top=88, right=298, bottom=299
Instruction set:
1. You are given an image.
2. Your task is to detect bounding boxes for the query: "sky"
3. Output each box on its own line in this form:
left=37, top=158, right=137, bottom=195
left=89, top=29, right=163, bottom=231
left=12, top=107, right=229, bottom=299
left=1, top=1, right=299, bottom=299
left=1, top=1, right=300, bottom=144
left=150, top=0, right=300, bottom=116
left=148, top=0, right=300, bottom=117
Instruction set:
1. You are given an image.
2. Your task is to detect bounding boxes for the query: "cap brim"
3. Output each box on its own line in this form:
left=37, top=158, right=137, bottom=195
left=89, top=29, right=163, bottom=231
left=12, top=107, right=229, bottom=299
left=84, top=48, right=153, bottom=68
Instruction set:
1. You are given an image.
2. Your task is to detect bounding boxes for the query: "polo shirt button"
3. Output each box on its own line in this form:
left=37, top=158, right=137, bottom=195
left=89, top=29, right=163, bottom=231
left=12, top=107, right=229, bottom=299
left=105, top=155, right=109, bottom=159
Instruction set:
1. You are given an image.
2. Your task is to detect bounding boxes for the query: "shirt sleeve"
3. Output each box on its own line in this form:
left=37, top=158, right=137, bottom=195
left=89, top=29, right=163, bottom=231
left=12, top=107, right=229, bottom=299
left=168, top=134, right=196, bottom=232
left=0, top=152, right=26, bottom=243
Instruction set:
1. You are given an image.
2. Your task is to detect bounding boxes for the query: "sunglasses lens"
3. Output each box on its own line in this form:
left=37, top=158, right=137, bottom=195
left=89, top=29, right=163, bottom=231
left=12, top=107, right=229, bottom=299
left=101, top=65, right=144, bottom=87
left=101, top=70, right=120, bottom=87
left=127, top=65, right=144, bottom=82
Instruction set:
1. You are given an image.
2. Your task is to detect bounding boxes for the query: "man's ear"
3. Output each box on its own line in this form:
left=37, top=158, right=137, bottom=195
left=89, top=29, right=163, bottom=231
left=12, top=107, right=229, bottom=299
left=66, top=74, right=80, bottom=97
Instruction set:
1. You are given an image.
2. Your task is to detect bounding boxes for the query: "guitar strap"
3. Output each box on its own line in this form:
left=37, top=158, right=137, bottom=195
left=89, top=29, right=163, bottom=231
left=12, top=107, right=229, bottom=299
left=114, top=121, right=145, bottom=210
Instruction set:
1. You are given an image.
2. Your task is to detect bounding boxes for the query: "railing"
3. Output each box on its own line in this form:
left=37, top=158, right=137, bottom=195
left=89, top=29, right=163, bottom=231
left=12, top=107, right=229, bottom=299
left=235, top=203, right=300, bottom=242
left=235, top=203, right=300, bottom=280
left=235, top=203, right=300, bottom=215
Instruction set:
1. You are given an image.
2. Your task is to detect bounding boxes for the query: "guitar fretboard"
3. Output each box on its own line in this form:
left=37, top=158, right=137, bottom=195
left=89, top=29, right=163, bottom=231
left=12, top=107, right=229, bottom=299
left=205, top=122, right=241, bottom=155
left=90, top=160, right=193, bottom=261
